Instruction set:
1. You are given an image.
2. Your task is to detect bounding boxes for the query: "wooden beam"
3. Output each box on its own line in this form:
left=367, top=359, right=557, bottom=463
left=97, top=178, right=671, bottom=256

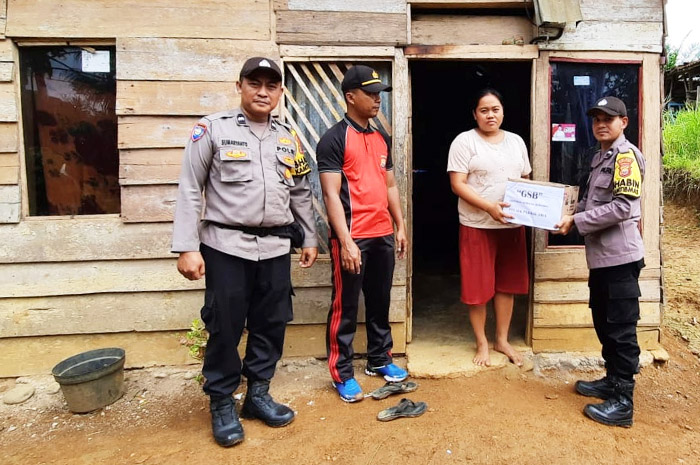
left=403, top=44, right=538, bottom=59
left=276, top=11, right=407, bottom=46
left=118, top=116, right=198, bottom=149
left=533, top=302, right=661, bottom=328
left=0, top=286, right=407, bottom=338
left=116, top=81, right=239, bottom=116
left=408, top=0, right=533, bottom=7
left=0, top=62, right=12, bottom=82
left=0, top=257, right=406, bottom=298
left=534, top=278, right=661, bottom=303
left=286, top=0, right=405, bottom=13
left=281, top=45, right=395, bottom=58
left=0, top=39, right=12, bottom=61
left=532, top=327, right=660, bottom=352
left=0, top=322, right=407, bottom=377
left=6, top=0, right=270, bottom=40
left=117, top=38, right=279, bottom=82
left=579, top=0, right=663, bottom=22
left=120, top=184, right=177, bottom=222
left=0, top=218, right=174, bottom=263
left=535, top=251, right=661, bottom=280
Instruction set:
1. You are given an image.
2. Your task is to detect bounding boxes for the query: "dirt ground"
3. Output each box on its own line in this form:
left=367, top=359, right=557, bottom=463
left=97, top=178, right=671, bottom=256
left=2, top=203, right=700, bottom=465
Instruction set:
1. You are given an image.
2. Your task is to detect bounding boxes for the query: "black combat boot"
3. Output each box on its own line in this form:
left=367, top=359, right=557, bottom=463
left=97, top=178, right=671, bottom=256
left=209, top=396, right=245, bottom=447
left=583, top=379, right=634, bottom=427
left=241, top=379, right=295, bottom=427
left=575, top=374, right=616, bottom=400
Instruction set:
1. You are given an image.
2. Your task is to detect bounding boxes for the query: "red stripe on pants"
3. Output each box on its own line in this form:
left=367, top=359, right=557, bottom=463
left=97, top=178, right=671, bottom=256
left=328, top=239, right=344, bottom=382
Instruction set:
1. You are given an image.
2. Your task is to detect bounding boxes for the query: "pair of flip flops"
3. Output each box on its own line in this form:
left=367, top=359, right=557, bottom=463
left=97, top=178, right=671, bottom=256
left=368, top=381, right=418, bottom=400
left=377, top=398, right=427, bottom=422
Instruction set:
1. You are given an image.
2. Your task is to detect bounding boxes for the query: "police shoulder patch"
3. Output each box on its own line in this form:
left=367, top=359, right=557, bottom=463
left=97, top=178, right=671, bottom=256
left=290, top=129, right=311, bottom=176
left=613, top=150, right=642, bottom=198
left=191, top=123, right=207, bottom=142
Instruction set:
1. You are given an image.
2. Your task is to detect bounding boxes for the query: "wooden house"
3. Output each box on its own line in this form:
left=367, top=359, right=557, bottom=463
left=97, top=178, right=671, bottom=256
left=0, top=0, right=665, bottom=376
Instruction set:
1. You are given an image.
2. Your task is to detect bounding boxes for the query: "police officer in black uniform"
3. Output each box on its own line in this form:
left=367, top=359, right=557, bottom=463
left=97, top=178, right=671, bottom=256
left=172, top=57, right=318, bottom=446
left=556, top=96, right=645, bottom=427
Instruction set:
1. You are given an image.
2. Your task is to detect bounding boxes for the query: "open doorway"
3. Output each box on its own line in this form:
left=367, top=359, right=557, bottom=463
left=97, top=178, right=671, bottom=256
left=409, top=60, right=532, bottom=374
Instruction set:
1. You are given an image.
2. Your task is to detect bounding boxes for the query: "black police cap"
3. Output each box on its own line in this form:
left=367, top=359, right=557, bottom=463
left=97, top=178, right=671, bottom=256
left=239, top=57, right=282, bottom=82
left=587, top=96, right=627, bottom=117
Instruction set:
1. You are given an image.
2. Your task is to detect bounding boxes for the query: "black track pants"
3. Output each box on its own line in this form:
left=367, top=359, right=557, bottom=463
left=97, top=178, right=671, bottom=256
left=326, top=235, right=395, bottom=383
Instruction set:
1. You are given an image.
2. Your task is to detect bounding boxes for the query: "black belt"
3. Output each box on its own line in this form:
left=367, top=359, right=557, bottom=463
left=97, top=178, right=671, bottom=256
left=209, top=221, right=305, bottom=248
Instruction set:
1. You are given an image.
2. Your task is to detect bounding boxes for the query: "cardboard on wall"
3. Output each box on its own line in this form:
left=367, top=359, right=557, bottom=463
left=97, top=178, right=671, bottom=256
left=502, top=178, right=579, bottom=231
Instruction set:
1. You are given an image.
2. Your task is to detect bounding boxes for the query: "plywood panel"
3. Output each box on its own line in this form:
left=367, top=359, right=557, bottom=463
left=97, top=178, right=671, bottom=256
left=534, top=278, right=661, bottom=303
left=287, top=0, right=405, bottom=12
left=540, top=21, right=663, bottom=53
left=0, top=257, right=406, bottom=298
left=0, top=218, right=173, bottom=263
left=411, top=15, right=534, bottom=45
left=579, top=0, right=663, bottom=22
left=532, top=327, right=660, bottom=352
left=116, top=81, right=240, bottom=116
left=6, top=0, right=269, bottom=39
left=0, top=286, right=406, bottom=338
left=0, top=122, right=18, bottom=152
left=0, top=323, right=407, bottom=377
left=118, top=116, right=198, bottom=149
left=117, top=38, right=279, bottom=82
left=533, top=302, right=661, bottom=328
left=276, top=11, right=407, bottom=46
left=121, top=184, right=177, bottom=222
left=0, top=184, right=19, bottom=223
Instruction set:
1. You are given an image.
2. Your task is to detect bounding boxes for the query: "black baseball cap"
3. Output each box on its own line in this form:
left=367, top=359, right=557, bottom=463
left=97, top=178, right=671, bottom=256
left=587, top=96, right=627, bottom=117
left=341, top=65, right=392, bottom=93
left=239, top=56, right=282, bottom=81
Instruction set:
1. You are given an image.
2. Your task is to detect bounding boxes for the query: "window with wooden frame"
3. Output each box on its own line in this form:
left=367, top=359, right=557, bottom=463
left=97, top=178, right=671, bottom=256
left=19, top=45, right=119, bottom=216
left=282, top=60, right=393, bottom=252
left=547, top=59, right=641, bottom=247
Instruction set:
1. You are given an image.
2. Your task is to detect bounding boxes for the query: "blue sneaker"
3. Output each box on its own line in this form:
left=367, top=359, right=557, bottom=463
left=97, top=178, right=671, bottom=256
left=365, top=363, right=408, bottom=382
left=332, top=378, right=364, bottom=403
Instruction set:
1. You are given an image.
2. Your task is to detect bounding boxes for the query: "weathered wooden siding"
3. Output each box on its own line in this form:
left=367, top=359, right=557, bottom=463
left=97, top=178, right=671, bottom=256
left=0, top=0, right=667, bottom=375
left=539, top=0, right=664, bottom=53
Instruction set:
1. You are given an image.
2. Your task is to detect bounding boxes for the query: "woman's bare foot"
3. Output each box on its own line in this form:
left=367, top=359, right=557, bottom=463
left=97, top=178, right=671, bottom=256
left=473, top=341, right=491, bottom=366
left=494, top=340, right=523, bottom=366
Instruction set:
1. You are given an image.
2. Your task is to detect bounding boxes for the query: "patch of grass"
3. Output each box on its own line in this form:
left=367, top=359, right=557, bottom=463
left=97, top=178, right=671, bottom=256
left=663, top=107, right=700, bottom=204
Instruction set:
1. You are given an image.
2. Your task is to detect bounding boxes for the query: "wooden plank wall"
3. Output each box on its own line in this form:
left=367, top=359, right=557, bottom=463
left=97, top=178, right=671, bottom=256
left=530, top=48, right=663, bottom=353
left=0, top=2, right=19, bottom=223
left=539, top=0, right=664, bottom=53
left=0, top=0, right=404, bottom=377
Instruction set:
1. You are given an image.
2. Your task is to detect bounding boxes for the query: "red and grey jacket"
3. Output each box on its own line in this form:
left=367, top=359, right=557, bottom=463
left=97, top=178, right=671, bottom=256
left=316, top=115, right=394, bottom=239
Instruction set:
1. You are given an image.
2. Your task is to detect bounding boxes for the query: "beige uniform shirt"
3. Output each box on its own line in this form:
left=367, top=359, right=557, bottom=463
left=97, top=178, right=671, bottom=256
left=171, top=109, right=317, bottom=261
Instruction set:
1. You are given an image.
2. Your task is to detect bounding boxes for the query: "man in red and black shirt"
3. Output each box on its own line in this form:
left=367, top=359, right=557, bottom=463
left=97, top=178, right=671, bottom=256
left=317, top=65, right=408, bottom=402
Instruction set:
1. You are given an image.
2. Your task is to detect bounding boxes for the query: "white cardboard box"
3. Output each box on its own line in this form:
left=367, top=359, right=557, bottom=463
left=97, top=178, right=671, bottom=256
left=502, top=178, right=579, bottom=231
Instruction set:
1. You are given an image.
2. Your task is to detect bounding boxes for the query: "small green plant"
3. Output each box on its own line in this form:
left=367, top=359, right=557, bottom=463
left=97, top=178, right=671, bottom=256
left=181, top=318, right=208, bottom=361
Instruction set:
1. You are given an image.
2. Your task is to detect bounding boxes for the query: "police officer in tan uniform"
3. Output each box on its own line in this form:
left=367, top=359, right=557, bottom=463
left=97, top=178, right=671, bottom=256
left=172, top=57, right=318, bottom=447
left=555, top=96, right=645, bottom=427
